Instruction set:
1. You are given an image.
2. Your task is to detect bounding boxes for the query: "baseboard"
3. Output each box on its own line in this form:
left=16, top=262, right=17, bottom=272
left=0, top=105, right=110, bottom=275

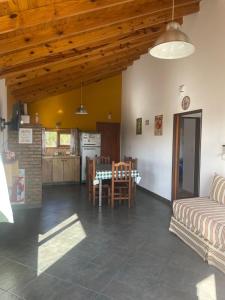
left=137, top=185, right=172, bottom=207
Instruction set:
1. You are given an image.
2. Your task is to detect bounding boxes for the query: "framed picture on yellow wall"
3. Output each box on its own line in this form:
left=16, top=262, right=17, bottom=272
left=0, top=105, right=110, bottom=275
left=136, top=118, right=142, bottom=135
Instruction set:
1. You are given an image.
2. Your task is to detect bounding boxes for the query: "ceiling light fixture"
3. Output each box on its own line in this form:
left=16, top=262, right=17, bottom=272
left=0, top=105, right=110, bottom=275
left=149, top=0, right=195, bottom=59
left=75, top=82, right=88, bottom=115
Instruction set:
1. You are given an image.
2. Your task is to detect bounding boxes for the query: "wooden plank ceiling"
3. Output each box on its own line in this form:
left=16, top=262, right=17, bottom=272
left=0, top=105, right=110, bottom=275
left=0, top=0, right=200, bottom=102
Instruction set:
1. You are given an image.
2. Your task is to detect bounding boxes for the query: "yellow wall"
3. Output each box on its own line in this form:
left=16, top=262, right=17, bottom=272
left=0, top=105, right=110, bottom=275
left=27, top=75, right=121, bottom=131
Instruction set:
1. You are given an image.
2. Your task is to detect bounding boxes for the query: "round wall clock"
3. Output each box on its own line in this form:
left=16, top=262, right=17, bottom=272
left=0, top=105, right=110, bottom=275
left=181, top=96, right=190, bottom=110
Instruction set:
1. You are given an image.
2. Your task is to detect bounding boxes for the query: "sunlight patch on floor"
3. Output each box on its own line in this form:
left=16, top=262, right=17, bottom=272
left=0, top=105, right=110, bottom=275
left=196, top=274, right=217, bottom=300
left=38, top=214, right=86, bottom=275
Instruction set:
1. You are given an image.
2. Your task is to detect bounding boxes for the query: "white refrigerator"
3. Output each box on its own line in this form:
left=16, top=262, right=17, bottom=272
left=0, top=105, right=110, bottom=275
left=80, top=132, right=101, bottom=182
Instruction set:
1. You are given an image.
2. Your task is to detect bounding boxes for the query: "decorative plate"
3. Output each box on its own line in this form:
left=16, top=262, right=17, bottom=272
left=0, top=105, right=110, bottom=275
left=182, top=96, right=190, bottom=110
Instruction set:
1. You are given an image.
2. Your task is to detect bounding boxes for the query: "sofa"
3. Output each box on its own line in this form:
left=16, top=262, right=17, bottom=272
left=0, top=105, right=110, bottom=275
left=169, top=174, right=225, bottom=275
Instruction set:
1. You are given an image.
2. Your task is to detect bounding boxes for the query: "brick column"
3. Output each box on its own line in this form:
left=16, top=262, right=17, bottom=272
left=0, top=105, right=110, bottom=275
left=8, top=125, right=42, bottom=207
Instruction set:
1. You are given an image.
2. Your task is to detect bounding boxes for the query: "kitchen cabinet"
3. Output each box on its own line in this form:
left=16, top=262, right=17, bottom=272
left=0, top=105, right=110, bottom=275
left=42, top=156, right=80, bottom=183
left=53, top=158, right=64, bottom=182
left=42, top=158, right=53, bottom=183
left=63, top=158, right=76, bottom=182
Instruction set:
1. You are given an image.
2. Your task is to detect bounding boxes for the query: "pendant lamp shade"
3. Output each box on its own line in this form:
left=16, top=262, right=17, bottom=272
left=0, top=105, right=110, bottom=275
left=75, top=104, right=88, bottom=115
left=75, top=83, right=88, bottom=115
left=149, top=22, right=195, bottom=60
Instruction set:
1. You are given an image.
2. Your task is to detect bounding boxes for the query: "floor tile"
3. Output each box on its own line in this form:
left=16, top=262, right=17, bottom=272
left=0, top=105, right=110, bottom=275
left=15, top=273, right=98, bottom=300
left=0, top=291, right=24, bottom=300
left=0, top=260, right=36, bottom=293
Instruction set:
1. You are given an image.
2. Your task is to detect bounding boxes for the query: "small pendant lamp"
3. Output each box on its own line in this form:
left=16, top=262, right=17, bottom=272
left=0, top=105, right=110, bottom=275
left=149, top=0, right=195, bottom=59
left=75, top=82, right=88, bottom=115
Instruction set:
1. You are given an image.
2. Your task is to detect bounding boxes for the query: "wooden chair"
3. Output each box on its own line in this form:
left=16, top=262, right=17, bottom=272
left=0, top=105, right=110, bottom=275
left=111, top=161, right=132, bottom=208
left=86, top=156, right=90, bottom=188
left=95, top=155, right=111, bottom=164
left=124, top=157, right=138, bottom=202
left=124, top=156, right=138, bottom=169
left=124, top=155, right=132, bottom=162
left=87, top=158, right=110, bottom=206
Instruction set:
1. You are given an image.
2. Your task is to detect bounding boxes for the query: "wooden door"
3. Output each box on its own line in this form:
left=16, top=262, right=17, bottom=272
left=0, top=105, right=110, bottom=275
left=42, top=158, right=53, bottom=183
left=52, top=158, right=64, bottom=182
left=96, top=122, right=120, bottom=162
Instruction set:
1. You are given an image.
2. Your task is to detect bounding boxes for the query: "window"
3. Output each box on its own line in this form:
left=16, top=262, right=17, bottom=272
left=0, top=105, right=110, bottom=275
left=44, top=130, right=71, bottom=148
left=45, top=131, right=57, bottom=148
left=59, top=133, right=71, bottom=146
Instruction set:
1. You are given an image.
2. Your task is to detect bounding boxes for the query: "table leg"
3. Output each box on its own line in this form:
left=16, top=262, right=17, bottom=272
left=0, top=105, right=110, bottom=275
left=99, top=179, right=102, bottom=207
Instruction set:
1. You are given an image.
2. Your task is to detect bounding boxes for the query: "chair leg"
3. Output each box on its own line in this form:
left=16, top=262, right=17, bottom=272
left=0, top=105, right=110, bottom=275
left=89, top=187, right=92, bottom=202
left=111, top=193, right=114, bottom=208
left=128, top=185, right=131, bottom=208
left=93, top=186, right=96, bottom=206
left=108, top=187, right=111, bottom=206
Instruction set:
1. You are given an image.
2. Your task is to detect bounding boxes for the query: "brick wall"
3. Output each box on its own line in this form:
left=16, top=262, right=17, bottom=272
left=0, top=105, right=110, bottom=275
left=8, top=125, right=42, bottom=206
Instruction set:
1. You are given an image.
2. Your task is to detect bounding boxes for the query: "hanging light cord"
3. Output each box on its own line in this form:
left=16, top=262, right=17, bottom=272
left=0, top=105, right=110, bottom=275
left=81, top=83, right=83, bottom=105
left=172, top=0, right=175, bottom=22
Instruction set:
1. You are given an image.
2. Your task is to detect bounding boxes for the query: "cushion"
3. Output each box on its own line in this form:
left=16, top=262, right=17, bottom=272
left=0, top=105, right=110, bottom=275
left=210, top=174, right=225, bottom=205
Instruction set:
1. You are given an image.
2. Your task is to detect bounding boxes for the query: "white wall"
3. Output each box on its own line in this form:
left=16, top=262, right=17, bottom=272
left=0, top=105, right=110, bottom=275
left=121, top=0, right=225, bottom=200
left=0, top=79, right=7, bottom=153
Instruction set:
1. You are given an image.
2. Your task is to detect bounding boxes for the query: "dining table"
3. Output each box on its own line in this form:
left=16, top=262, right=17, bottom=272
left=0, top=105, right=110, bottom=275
left=93, top=163, right=141, bottom=207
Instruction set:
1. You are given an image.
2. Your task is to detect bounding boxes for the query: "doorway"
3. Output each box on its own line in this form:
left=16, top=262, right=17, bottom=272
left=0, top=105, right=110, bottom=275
left=96, top=122, right=120, bottom=162
left=172, top=110, right=202, bottom=201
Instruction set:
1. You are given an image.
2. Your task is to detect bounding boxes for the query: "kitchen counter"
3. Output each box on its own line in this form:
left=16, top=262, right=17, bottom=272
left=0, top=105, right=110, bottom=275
left=42, top=155, right=80, bottom=183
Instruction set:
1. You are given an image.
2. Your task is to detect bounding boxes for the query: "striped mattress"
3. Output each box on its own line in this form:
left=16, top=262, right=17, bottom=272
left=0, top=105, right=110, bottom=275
left=173, top=197, right=225, bottom=250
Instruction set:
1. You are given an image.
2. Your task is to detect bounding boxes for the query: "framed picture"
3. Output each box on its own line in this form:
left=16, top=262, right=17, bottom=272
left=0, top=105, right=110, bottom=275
left=154, top=115, right=163, bottom=136
left=136, top=118, right=142, bottom=135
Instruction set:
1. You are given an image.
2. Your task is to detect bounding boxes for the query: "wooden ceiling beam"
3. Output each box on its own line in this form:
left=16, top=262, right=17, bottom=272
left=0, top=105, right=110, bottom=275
left=4, top=30, right=158, bottom=83
left=11, top=65, right=127, bottom=101
left=17, top=69, right=124, bottom=103
left=0, top=1, right=197, bottom=68
left=0, top=19, right=168, bottom=70
left=0, top=0, right=199, bottom=54
left=10, top=51, right=142, bottom=91
left=0, top=0, right=135, bottom=32
left=11, top=56, right=138, bottom=94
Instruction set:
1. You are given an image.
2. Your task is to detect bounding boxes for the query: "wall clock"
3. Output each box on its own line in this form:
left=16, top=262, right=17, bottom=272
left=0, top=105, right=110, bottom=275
left=181, top=96, right=190, bottom=110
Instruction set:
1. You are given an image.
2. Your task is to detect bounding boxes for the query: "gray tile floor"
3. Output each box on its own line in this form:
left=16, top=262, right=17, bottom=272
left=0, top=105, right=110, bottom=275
left=0, top=185, right=225, bottom=300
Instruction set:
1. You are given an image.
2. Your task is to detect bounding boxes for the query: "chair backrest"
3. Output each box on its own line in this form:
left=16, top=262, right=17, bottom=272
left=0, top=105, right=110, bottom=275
left=124, top=155, right=132, bottom=162
left=95, top=155, right=111, bottom=164
left=112, top=161, right=132, bottom=183
left=88, top=159, right=96, bottom=180
left=124, top=156, right=138, bottom=169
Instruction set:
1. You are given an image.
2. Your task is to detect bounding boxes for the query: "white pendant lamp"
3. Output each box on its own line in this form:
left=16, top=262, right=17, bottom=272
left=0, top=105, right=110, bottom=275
left=75, top=82, right=88, bottom=115
left=149, top=0, right=195, bottom=59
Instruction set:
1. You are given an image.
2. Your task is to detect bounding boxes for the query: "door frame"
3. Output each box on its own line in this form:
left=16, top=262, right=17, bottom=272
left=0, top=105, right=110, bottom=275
left=171, top=109, right=202, bottom=201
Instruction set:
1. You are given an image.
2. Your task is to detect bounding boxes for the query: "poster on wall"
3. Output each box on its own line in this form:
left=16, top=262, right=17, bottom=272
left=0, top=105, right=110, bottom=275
left=11, top=169, right=25, bottom=204
left=154, top=115, right=163, bottom=136
left=136, top=118, right=142, bottom=135
left=19, top=128, right=33, bottom=144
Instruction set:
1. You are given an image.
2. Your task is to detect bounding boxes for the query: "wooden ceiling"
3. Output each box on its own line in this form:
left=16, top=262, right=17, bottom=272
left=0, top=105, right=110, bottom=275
left=0, top=0, right=200, bottom=102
